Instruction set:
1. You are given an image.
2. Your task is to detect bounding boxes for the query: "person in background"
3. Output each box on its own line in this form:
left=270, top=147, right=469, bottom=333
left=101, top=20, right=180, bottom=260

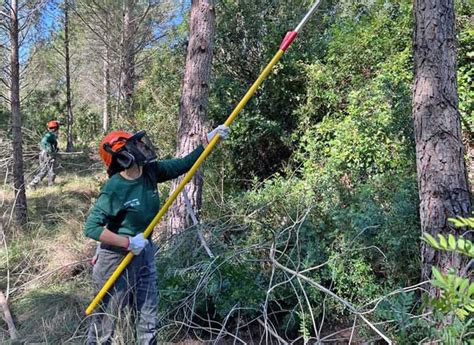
left=28, top=120, right=60, bottom=189
left=84, top=125, right=229, bottom=344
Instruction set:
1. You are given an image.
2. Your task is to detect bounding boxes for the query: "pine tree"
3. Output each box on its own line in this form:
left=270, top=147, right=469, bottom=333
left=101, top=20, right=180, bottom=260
left=413, top=0, right=472, bottom=286
left=169, top=0, right=216, bottom=234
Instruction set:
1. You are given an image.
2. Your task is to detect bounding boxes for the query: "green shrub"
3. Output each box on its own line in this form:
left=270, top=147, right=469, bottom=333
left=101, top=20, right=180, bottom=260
left=420, top=219, right=474, bottom=344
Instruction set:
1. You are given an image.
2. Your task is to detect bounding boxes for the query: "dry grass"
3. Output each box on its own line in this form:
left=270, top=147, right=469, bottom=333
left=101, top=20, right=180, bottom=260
left=0, top=150, right=104, bottom=344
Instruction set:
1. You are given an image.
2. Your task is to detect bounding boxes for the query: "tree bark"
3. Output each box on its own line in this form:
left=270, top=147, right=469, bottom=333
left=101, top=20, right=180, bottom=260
left=168, top=0, right=216, bottom=235
left=413, top=0, right=471, bottom=287
left=103, top=37, right=111, bottom=133
left=64, top=0, right=74, bottom=151
left=120, top=0, right=135, bottom=118
left=9, top=0, right=27, bottom=225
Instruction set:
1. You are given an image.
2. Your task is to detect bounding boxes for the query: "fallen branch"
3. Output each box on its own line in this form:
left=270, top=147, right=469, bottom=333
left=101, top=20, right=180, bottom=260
left=270, top=245, right=393, bottom=344
left=182, top=189, right=215, bottom=258
left=257, top=318, right=288, bottom=345
left=0, top=290, right=19, bottom=341
left=319, top=312, right=432, bottom=343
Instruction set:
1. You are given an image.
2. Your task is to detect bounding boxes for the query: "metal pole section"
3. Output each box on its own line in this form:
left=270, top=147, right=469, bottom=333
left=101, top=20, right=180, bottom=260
left=295, top=0, right=322, bottom=33
left=85, top=0, right=323, bottom=316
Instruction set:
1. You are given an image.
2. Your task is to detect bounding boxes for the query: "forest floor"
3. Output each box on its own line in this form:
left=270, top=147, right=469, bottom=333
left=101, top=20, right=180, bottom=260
left=1, top=151, right=103, bottom=344
left=0, top=151, right=368, bottom=344
left=0, top=153, right=269, bottom=344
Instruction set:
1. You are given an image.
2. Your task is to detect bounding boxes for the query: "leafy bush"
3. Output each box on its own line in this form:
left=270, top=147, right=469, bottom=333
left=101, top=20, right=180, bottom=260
left=154, top=1, right=423, bottom=339
left=421, top=219, right=474, bottom=344
left=457, top=3, right=474, bottom=134
left=134, top=39, right=185, bottom=157
left=207, top=0, right=330, bottom=183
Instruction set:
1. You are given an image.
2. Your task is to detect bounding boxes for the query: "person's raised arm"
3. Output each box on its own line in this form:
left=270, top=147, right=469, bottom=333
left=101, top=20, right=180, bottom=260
left=153, top=125, right=230, bottom=182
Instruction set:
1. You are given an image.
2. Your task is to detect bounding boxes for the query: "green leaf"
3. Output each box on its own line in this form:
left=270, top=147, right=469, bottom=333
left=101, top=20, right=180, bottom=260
left=422, top=233, right=440, bottom=249
left=458, top=238, right=466, bottom=251
left=464, top=303, right=474, bottom=312
left=448, top=234, right=456, bottom=251
left=459, top=278, right=470, bottom=293
left=449, top=217, right=474, bottom=230
left=447, top=273, right=456, bottom=286
left=455, top=308, right=468, bottom=320
left=432, top=280, right=447, bottom=289
left=432, top=267, right=447, bottom=285
left=468, top=282, right=474, bottom=297
left=430, top=298, right=443, bottom=309
left=438, top=234, right=448, bottom=249
left=449, top=217, right=465, bottom=228
left=454, top=276, right=464, bottom=289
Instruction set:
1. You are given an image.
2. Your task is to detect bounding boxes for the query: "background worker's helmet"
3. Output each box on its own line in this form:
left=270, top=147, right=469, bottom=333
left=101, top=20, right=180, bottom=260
left=99, top=130, right=157, bottom=176
left=47, top=120, right=60, bottom=130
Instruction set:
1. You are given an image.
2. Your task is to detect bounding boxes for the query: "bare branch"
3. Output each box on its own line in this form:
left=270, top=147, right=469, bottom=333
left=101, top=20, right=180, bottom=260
left=0, top=10, right=10, bottom=19
left=0, top=76, right=10, bottom=88
left=270, top=248, right=393, bottom=344
left=0, top=92, right=11, bottom=103
left=0, top=290, right=19, bottom=341
left=72, top=5, right=120, bottom=57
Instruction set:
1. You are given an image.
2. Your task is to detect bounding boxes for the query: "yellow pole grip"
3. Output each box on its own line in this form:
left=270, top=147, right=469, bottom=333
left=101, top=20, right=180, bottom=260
left=85, top=49, right=286, bottom=315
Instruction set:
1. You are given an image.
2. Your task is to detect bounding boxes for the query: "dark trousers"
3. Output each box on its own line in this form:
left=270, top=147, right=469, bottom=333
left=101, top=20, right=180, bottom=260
left=87, top=242, right=158, bottom=345
left=29, top=150, right=56, bottom=187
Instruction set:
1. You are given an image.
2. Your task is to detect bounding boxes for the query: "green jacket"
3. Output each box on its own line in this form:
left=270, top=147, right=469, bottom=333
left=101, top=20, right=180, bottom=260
left=40, top=131, right=58, bottom=153
left=84, top=145, right=204, bottom=241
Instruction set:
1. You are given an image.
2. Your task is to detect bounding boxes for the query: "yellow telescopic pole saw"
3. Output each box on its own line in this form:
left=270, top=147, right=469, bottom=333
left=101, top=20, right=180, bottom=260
left=85, top=0, right=323, bottom=316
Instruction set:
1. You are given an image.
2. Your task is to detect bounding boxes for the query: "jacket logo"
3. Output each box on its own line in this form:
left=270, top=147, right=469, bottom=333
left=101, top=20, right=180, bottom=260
left=124, top=198, right=140, bottom=208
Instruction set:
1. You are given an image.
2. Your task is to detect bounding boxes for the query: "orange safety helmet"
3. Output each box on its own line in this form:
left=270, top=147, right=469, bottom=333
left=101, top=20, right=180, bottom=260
left=99, top=130, right=133, bottom=168
left=47, top=120, right=60, bottom=130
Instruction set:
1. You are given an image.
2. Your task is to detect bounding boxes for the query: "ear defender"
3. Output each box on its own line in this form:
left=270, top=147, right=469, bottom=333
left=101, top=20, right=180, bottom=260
left=103, top=143, right=135, bottom=170
left=114, top=151, right=135, bottom=169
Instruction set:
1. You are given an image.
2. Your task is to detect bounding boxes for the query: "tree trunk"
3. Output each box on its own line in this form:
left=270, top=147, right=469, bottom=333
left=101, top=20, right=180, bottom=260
left=64, top=0, right=74, bottom=151
left=9, top=0, right=27, bottom=225
left=103, top=39, right=111, bottom=133
left=120, top=0, right=135, bottom=118
left=168, top=0, right=216, bottom=235
left=413, top=0, right=471, bottom=288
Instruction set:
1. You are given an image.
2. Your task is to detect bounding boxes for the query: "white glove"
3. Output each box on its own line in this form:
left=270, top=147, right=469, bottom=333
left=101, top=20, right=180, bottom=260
left=127, top=233, right=148, bottom=255
left=206, top=125, right=230, bottom=143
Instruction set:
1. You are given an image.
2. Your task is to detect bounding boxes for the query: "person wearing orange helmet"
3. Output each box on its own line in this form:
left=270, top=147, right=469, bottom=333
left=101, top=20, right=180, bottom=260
left=84, top=125, right=229, bottom=344
left=28, top=120, right=61, bottom=189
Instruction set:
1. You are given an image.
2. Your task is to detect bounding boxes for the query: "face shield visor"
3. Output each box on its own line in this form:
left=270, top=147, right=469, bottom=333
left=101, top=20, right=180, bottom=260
left=105, top=130, right=157, bottom=176
left=123, top=130, right=157, bottom=166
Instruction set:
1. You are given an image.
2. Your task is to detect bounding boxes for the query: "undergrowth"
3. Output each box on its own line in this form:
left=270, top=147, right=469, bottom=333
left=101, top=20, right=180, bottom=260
left=0, top=155, right=426, bottom=344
